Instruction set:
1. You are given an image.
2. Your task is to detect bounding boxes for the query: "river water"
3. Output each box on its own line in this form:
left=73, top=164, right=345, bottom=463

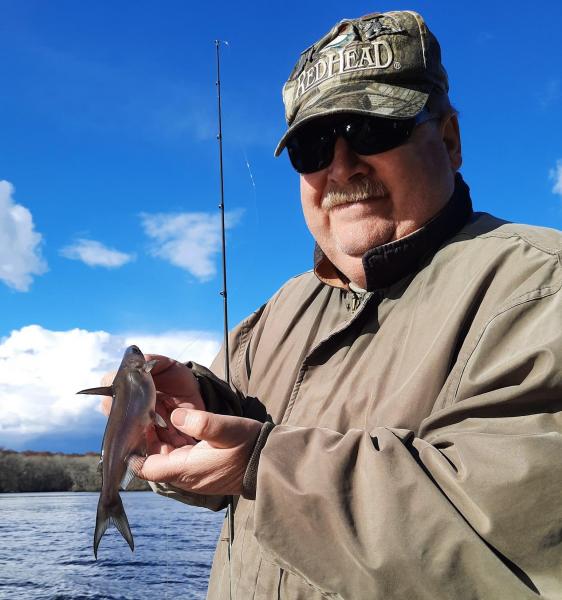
left=0, top=492, right=225, bottom=599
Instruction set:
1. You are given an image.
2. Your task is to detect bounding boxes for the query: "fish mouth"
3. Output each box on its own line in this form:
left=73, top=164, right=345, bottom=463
left=125, top=345, right=144, bottom=356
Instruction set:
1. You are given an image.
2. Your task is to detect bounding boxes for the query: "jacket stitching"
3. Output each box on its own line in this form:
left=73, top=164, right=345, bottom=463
left=261, top=549, right=343, bottom=599
left=446, top=280, right=562, bottom=408
left=476, top=231, right=561, bottom=256
left=233, top=502, right=255, bottom=595
left=232, top=303, right=268, bottom=393
left=283, top=292, right=375, bottom=424
left=235, top=321, right=250, bottom=391
left=449, top=221, right=561, bottom=257
left=282, top=367, right=306, bottom=424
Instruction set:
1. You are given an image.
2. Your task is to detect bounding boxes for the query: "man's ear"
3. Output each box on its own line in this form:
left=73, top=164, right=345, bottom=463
left=440, top=113, right=462, bottom=172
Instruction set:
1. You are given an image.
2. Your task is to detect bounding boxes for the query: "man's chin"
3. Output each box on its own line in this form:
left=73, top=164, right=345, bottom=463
left=336, top=240, right=388, bottom=257
left=334, top=226, right=396, bottom=256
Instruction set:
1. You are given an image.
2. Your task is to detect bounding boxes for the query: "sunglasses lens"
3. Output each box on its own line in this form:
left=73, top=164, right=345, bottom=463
left=345, top=117, right=414, bottom=155
left=286, top=115, right=416, bottom=173
left=287, top=125, right=335, bottom=174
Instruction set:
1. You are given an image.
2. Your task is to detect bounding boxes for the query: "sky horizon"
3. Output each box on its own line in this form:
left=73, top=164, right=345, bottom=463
left=1, top=1, right=561, bottom=453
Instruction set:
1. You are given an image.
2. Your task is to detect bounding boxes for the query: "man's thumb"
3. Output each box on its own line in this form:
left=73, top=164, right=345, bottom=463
left=170, top=409, right=257, bottom=449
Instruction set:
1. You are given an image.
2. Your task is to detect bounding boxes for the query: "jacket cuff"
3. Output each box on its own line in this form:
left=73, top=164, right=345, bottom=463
left=187, top=361, right=243, bottom=417
left=148, top=480, right=229, bottom=512
left=242, top=421, right=275, bottom=500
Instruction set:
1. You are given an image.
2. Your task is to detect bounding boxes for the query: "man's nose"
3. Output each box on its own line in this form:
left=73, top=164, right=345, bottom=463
left=327, top=137, right=370, bottom=183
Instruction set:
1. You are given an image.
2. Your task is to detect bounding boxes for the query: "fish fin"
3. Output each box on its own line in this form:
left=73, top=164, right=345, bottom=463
left=93, top=494, right=134, bottom=559
left=120, top=464, right=136, bottom=491
left=143, top=359, right=158, bottom=373
left=151, top=410, right=168, bottom=429
left=77, top=386, right=114, bottom=396
left=93, top=500, right=110, bottom=560
left=120, top=455, right=146, bottom=490
left=128, top=454, right=147, bottom=477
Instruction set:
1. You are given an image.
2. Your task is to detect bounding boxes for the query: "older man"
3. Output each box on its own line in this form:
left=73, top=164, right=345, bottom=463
left=132, top=10, right=562, bottom=600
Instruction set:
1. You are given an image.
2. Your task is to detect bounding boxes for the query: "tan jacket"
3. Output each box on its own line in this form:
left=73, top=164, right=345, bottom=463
left=154, top=180, right=562, bottom=599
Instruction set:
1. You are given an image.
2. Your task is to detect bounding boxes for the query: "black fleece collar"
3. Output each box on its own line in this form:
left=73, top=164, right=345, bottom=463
left=313, top=173, right=474, bottom=292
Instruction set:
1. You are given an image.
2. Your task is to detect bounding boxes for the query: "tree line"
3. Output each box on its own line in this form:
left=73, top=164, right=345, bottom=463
left=0, top=449, right=150, bottom=493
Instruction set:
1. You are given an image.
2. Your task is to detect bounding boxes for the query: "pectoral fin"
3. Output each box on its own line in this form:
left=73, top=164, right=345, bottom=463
left=77, top=386, right=114, bottom=396
left=121, top=455, right=146, bottom=490
left=143, top=360, right=158, bottom=373
left=151, top=410, right=168, bottom=429
left=120, top=464, right=136, bottom=491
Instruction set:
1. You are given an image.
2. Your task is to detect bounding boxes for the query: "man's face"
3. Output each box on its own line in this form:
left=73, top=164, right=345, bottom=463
left=299, top=113, right=462, bottom=285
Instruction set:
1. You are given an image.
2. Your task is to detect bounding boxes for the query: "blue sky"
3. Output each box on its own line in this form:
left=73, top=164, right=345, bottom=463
left=1, top=1, right=561, bottom=453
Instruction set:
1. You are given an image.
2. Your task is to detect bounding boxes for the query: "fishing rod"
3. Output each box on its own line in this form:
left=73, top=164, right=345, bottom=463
left=214, top=38, right=235, bottom=598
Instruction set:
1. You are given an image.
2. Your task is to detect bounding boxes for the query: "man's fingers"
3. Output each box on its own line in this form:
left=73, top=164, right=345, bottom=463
left=171, top=409, right=259, bottom=449
left=145, top=426, right=176, bottom=456
left=99, top=371, right=117, bottom=416
left=137, top=448, right=195, bottom=482
left=100, top=396, right=112, bottom=417
left=100, top=371, right=116, bottom=388
left=157, top=391, right=201, bottom=412
left=143, top=354, right=177, bottom=377
left=138, top=412, right=262, bottom=493
left=147, top=356, right=205, bottom=410
left=153, top=414, right=199, bottom=447
left=146, top=355, right=197, bottom=391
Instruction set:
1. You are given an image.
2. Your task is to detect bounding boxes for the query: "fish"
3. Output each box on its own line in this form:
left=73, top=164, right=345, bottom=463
left=77, top=345, right=166, bottom=559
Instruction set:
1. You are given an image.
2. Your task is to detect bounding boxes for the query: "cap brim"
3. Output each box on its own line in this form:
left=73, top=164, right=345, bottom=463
left=274, top=82, right=430, bottom=157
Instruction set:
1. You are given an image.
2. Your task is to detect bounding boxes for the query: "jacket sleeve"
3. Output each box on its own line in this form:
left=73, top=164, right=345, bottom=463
left=248, top=282, right=562, bottom=598
left=149, top=303, right=270, bottom=510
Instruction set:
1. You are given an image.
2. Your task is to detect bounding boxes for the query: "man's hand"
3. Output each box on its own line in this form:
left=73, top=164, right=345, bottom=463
left=137, top=409, right=262, bottom=496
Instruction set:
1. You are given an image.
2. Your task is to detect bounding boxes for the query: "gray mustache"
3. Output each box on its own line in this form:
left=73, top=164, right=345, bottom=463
left=321, top=178, right=388, bottom=210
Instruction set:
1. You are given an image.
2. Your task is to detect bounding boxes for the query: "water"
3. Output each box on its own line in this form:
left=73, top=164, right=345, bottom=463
left=0, top=492, right=225, bottom=599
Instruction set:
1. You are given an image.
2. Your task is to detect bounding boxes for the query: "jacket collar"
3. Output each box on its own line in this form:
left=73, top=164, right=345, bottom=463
left=313, top=173, right=474, bottom=292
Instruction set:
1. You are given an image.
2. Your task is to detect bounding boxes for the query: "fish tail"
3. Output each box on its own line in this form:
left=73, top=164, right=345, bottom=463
left=93, top=494, right=134, bottom=559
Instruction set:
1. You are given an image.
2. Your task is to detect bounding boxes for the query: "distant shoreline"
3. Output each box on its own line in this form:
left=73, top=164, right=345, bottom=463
left=0, top=448, right=150, bottom=493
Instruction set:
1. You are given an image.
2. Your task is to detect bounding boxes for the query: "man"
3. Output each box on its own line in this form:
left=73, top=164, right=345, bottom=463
left=120, top=10, right=562, bottom=599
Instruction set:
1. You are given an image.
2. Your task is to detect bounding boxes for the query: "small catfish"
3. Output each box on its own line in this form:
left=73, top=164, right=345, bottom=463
left=77, top=345, right=166, bottom=559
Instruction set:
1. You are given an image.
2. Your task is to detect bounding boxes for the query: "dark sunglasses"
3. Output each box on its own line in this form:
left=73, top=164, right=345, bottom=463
left=286, top=110, right=437, bottom=174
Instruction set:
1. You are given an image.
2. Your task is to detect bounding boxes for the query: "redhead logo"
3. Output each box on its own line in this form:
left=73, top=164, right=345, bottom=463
left=295, top=40, right=394, bottom=100
left=291, top=15, right=407, bottom=101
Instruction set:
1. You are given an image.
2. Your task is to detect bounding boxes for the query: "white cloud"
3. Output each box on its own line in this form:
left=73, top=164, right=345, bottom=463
left=141, top=209, right=243, bottom=281
left=539, top=79, right=560, bottom=109
left=550, top=160, right=562, bottom=198
left=0, top=325, right=220, bottom=445
left=60, top=238, right=135, bottom=268
left=0, top=181, right=48, bottom=291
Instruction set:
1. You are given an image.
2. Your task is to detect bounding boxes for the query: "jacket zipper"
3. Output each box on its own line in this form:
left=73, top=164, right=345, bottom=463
left=346, top=292, right=363, bottom=313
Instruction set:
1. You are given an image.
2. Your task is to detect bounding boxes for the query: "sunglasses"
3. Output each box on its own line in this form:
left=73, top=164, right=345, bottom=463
left=286, top=110, right=437, bottom=174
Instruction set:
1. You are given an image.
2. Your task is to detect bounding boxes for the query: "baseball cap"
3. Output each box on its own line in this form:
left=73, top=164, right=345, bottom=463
left=275, top=10, right=449, bottom=156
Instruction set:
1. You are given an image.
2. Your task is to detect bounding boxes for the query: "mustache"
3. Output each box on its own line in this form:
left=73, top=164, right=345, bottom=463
left=321, top=178, right=388, bottom=210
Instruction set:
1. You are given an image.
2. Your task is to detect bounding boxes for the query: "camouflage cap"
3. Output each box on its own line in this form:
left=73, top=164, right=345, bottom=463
left=275, top=10, right=449, bottom=156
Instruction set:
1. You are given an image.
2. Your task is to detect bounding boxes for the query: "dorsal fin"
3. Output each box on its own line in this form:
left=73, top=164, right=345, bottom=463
left=77, top=386, right=114, bottom=396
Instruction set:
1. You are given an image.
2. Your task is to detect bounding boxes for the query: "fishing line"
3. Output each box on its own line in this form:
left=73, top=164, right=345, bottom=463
left=175, top=338, right=198, bottom=364
left=159, top=484, right=169, bottom=600
left=241, top=147, right=260, bottom=228
left=223, top=38, right=260, bottom=230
